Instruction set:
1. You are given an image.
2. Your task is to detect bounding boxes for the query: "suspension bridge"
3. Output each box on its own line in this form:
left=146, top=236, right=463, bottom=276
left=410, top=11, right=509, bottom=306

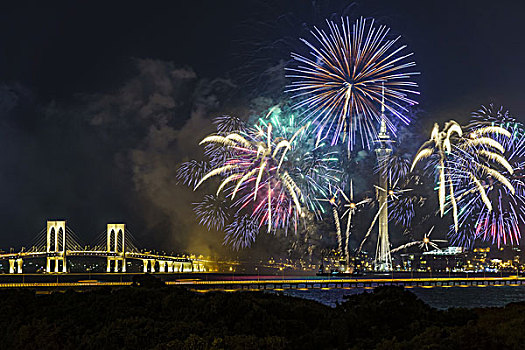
left=0, top=221, right=202, bottom=274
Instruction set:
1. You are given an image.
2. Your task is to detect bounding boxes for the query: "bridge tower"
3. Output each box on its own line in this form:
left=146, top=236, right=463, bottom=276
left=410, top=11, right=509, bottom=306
left=107, top=223, right=126, bottom=272
left=46, top=221, right=67, bottom=273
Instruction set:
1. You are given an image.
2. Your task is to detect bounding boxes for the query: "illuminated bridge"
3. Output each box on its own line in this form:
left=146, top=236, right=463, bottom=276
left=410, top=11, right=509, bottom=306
left=0, top=221, right=204, bottom=274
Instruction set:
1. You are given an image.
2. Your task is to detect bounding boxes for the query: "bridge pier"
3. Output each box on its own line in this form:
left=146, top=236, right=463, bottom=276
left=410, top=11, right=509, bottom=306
left=106, top=256, right=126, bottom=273
left=45, top=256, right=66, bottom=273
left=167, top=261, right=174, bottom=273
left=16, top=258, right=22, bottom=273
left=141, top=259, right=156, bottom=273
left=9, top=259, right=15, bottom=274
left=159, top=261, right=165, bottom=273
left=194, top=263, right=204, bottom=272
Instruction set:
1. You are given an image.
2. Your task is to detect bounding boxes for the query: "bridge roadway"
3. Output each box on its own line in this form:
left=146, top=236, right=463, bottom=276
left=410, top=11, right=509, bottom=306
left=0, top=251, right=198, bottom=274
left=0, top=273, right=523, bottom=291
left=0, top=251, right=194, bottom=262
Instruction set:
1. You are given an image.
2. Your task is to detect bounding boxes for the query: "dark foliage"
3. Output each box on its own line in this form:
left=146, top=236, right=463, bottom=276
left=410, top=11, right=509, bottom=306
left=0, top=286, right=523, bottom=349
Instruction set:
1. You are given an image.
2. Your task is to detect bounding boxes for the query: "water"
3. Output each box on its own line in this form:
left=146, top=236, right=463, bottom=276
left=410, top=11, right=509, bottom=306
left=273, top=285, right=525, bottom=309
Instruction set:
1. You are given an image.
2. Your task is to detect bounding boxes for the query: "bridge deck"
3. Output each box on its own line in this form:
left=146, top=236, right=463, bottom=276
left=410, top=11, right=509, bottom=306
left=0, top=251, right=195, bottom=262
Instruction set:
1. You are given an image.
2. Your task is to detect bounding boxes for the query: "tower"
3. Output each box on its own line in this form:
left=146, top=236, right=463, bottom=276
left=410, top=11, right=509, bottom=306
left=46, top=220, right=67, bottom=273
left=374, top=86, right=393, bottom=272
left=106, top=223, right=126, bottom=272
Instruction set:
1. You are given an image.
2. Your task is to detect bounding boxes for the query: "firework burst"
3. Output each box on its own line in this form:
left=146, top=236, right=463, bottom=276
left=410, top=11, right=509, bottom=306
left=357, top=183, right=410, bottom=254
left=471, top=104, right=516, bottom=125
left=391, top=226, right=447, bottom=253
left=262, top=106, right=342, bottom=215
left=316, top=184, right=344, bottom=257
left=195, top=107, right=340, bottom=236
left=451, top=108, right=525, bottom=247
left=213, top=115, right=247, bottom=133
left=224, top=214, right=259, bottom=250
left=411, top=120, right=513, bottom=234
left=387, top=177, right=427, bottom=229
left=176, top=160, right=210, bottom=188
left=339, top=181, right=371, bottom=268
left=286, top=16, right=419, bottom=151
left=195, top=122, right=305, bottom=233
left=193, top=194, right=230, bottom=230
left=203, top=115, right=249, bottom=167
left=375, top=152, right=421, bottom=229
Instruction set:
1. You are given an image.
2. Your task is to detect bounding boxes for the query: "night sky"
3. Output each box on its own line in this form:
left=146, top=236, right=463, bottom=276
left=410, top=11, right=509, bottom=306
left=0, top=1, right=523, bottom=256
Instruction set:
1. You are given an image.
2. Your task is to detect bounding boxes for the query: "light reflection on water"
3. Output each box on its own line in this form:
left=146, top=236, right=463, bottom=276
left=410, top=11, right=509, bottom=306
left=270, top=285, right=525, bottom=309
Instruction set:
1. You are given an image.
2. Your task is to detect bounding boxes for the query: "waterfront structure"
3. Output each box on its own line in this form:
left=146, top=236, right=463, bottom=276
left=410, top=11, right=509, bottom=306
left=0, top=221, right=202, bottom=274
left=106, top=223, right=126, bottom=272
left=46, top=221, right=67, bottom=273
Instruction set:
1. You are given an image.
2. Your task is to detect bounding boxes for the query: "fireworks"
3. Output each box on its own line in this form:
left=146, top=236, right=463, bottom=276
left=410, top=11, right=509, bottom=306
left=195, top=107, right=340, bottom=237
left=387, top=178, right=425, bottom=229
left=263, top=107, right=342, bottom=215
left=193, top=194, right=230, bottom=230
left=376, top=153, right=412, bottom=186
left=316, top=184, right=343, bottom=256
left=174, top=12, right=524, bottom=255
left=213, top=115, right=247, bottom=133
left=451, top=108, right=525, bottom=247
left=176, top=115, right=248, bottom=187
left=286, top=17, right=419, bottom=151
left=376, top=147, right=423, bottom=229
left=357, top=182, right=411, bottom=254
left=176, top=160, right=209, bottom=188
left=391, top=226, right=447, bottom=253
left=181, top=106, right=522, bottom=252
left=179, top=106, right=341, bottom=250
left=224, top=214, right=259, bottom=250
left=339, top=181, right=371, bottom=267
left=204, top=116, right=248, bottom=167
left=195, top=122, right=304, bottom=233
left=471, top=104, right=516, bottom=125
left=411, top=120, right=513, bottom=233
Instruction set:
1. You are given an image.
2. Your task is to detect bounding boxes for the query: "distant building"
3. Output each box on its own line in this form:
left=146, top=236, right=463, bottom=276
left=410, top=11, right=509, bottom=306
left=399, top=247, right=466, bottom=272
